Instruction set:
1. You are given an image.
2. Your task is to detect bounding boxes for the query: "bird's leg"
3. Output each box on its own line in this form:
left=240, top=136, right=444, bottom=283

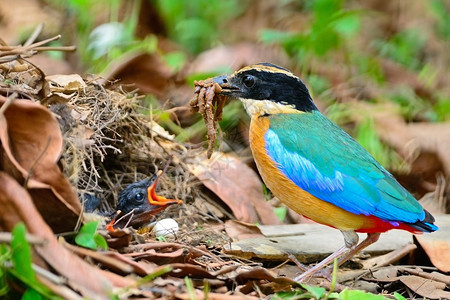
left=294, top=230, right=359, bottom=282
left=336, top=232, right=381, bottom=267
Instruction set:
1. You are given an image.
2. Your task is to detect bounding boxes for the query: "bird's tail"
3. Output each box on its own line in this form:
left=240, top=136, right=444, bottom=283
left=405, top=210, right=438, bottom=233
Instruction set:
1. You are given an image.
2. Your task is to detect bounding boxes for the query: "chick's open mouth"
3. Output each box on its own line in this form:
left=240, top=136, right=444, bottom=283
left=147, top=170, right=182, bottom=206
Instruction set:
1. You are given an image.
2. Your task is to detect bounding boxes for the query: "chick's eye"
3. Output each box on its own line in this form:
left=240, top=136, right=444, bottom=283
left=243, top=75, right=255, bottom=88
left=135, top=193, right=144, bottom=202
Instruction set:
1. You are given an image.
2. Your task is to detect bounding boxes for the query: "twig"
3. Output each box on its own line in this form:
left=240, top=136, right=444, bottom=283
left=0, top=33, right=76, bottom=59
left=0, top=232, right=47, bottom=245
left=23, top=23, right=45, bottom=47
left=33, top=263, right=66, bottom=285
left=37, top=275, right=83, bottom=300
left=0, top=45, right=77, bottom=57
left=113, top=209, right=136, bottom=229
left=24, top=34, right=62, bottom=49
left=0, top=93, right=18, bottom=118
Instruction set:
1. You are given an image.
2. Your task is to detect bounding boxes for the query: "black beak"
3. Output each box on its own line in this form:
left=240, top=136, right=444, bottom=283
left=212, top=75, right=228, bottom=85
left=212, top=74, right=240, bottom=95
left=144, top=172, right=159, bottom=188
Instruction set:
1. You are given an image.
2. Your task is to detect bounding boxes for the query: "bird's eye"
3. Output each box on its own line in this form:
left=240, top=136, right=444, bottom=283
left=135, top=193, right=144, bottom=202
left=243, top=75, right=255, bottom=88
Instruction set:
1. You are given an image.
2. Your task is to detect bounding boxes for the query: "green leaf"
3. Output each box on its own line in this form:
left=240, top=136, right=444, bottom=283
left=272, top=290, right=306, bottom=299
left=22, top=288, right=43, bottom=300
left=260, top=29, right=295, bottom=44
left=93, top=234, right=108, bottom=250
left=11, top=223, right=35, bottom=282
left=338, top=289, right=386, bottom=299
left=334, top=14, right=360, bottom=37
left=8, top=224, right=60, bottom=299
left=274, top=207, right=287, bottom=222
left=314, top=0, right=343, bottom=20
left=300, top=284, right=326, bottom=299
left=163, top=51, right=187, bottom=72
left=75, top=221, right=107, bottom=250
left=156, top=236, right=167, bottom=242
left=184, top=276, right=196, bottom=300
left=0, top=249, right=8, bottom=296
left=155, top=0, right=244, bottom=53
left=434, top=97, right=450, bottom=121
left=376, top=28, right=426, bottom=70
left=393, top=292, right=407, bottom=300
left=306, top=74, right=331, bottom=96
left=329, top=258, right=338, bottom=293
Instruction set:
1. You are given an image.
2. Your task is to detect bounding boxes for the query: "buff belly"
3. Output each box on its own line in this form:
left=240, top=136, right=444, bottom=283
left=249, top=116, right=375, bottom=231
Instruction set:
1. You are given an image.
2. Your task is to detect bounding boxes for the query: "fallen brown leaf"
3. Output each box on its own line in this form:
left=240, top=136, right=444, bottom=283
left=398, top=267, right=450, bottom=285
left=103, top=227, right=133, bottom=249
left=63, top=242, right=134, bottom=275
left=0, top=95, right=80, bottom=233
left=400, top=275, right=450, bottom=299
left=101, top=51, right=174, bottom=98
left=124, top=242, right=215, bottom=266
left=415, top=215, right=450, bottom=272
left=175, top=290, right=259, bottom=300
left=188, top=153, right=280, bottom=225
left=363, top=266, right=400, bottom=283
left=234, top=267, right=297, bottom=286
left=46, top=74, right=87, bottom=92
left=103, top=251, right=158, bottom=276
left=225, top=220, right=264, bottom=241
left=169, top=263, right=218, bottom=279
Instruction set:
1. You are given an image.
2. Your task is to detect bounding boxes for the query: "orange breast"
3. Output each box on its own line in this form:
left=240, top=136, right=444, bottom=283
left=249, top=115, right=376, bottom=231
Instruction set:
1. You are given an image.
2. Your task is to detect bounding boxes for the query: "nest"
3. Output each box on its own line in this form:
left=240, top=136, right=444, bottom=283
left=57, top=82, right=196, bottom=210
left=0, top=28, right=237, bottom=239
left=0, top=30, right=200, bottom=214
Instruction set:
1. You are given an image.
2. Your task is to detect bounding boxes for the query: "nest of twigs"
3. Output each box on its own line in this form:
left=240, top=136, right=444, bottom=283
left=0, top=27, right=203, bottom=214
left=58, top=82, right=201, bottom=211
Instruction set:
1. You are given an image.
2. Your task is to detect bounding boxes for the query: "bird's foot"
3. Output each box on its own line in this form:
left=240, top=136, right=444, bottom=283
left=289, top=253, right=335, bottom=283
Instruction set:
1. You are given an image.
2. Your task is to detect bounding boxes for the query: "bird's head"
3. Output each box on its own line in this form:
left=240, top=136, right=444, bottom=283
left=213, top=63, right=317, bottom=117
left=117, top=175, right=157, bottom=215
left=116, top=171, right=182, bottom=227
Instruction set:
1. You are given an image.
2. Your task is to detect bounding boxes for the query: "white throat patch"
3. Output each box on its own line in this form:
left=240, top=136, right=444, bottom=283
left=239, top=98, right=299, bottom=117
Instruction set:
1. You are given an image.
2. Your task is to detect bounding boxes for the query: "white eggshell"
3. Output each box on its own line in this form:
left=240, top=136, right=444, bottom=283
left=153, top=218, right=179, bottom=237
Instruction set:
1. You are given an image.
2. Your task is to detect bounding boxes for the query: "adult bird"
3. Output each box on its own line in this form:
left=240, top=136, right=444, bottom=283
left=211, top=63, right=437, bottom=281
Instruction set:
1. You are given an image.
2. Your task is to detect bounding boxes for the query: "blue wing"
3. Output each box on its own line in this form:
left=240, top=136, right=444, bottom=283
left=265, top=112, right=426, bottom=224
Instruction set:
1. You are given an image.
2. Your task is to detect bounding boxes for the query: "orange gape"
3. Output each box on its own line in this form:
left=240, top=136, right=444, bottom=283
left=147, top=171, right=182, bottom=206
